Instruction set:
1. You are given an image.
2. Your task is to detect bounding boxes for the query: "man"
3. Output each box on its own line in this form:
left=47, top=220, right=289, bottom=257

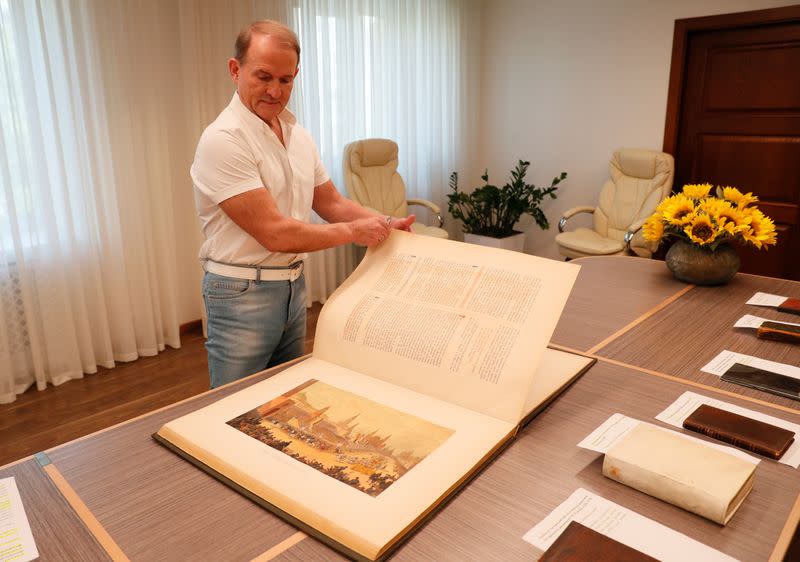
left=191, top=20, right=414, bottom=388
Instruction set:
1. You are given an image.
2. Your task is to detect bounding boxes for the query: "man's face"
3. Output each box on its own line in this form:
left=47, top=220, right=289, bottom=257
left=229, top=34, right=299, bottom=125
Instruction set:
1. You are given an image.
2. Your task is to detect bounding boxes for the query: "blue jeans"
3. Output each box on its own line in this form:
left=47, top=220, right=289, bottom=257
left=202, top=271, right=307, bottom=388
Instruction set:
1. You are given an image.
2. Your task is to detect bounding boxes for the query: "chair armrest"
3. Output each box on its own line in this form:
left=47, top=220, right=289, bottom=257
left=407, top=198, right=443, bottom=227
left=623, top=219, right=647, bottom=250
left=558, top=206, right=595, bottom=232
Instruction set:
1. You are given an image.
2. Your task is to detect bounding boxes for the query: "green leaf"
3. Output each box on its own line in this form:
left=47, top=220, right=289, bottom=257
left=447, top=160, right=566, bottom=236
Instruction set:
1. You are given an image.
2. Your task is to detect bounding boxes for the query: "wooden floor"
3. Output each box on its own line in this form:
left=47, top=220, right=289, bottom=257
left=0, top=303, right=323, bottom=467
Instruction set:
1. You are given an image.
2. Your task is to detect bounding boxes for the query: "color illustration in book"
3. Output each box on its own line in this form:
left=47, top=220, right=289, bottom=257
left=226, top=379, right=454, bottom=497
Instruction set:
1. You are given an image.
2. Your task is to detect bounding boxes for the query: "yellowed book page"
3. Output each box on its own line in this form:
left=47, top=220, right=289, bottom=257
left=157, top=357, right=515, bottom=560
left=313, top=231, right=581, bottom=423
left=603, top=424, right=756, bottom=525
left=523, top=348, right=594, bottom=418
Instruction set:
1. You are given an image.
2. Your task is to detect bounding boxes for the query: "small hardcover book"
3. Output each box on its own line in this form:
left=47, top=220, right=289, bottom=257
left=683, top=404, right=795, bottom=459
left=154, top=232, right=594, bottom=561
left=757, top=321, right=800, bottom=344
left=777, top=297, right=800, bottom=316
left=603, top=424, right=755, bottom=525
left=540, top=521, right=657, bottom=562
left=721, top=362, right=800, bottom=401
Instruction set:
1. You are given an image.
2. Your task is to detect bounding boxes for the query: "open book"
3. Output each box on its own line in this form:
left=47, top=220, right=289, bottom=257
left=154, top=231, right=594, bottom=561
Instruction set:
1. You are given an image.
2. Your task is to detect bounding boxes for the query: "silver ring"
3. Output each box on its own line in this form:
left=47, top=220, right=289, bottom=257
left=385, top=215, right=392, bottom=225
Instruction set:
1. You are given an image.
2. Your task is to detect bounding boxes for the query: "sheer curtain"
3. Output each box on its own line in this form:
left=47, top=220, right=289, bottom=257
left=177, top=0, right=482, bottom=304
left=287, top=0, right=482, bottom=301
left=0, top=0, right=481, bottom=403
left=0, top=0, right=180, bottom=403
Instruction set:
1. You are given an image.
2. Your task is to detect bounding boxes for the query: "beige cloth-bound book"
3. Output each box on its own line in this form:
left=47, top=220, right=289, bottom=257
left=603, top=424, right=756, bottom=525
left=155, top=231, right=595, bottom=561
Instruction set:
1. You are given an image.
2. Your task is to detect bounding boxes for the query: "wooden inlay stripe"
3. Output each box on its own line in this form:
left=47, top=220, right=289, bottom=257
left=586, top=284, right=695, bottom=355
left=597, top=355, right=800, bottom=416
left=548, top=343, right=800, bottom=416
left=770, top=493, right=800, bottom=562
left=0, top=455, right=33, bottom=471
left=41, top=463, right=129, bottom=561
left=250, top=531, right=307, bottom=561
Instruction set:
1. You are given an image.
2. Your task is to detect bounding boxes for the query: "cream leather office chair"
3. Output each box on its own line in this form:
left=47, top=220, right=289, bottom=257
left=555, top=148, right=674, bottom=259
left=342, top=139, right=448, bottom=239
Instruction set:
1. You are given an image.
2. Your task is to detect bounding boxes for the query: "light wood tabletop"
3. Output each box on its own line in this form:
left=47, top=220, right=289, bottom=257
left=2, top=256, right=799, bottom=561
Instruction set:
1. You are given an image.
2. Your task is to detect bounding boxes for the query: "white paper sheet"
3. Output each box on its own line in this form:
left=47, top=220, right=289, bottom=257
left=577, top=413, right=759, bottom=464
left=0, top=477, right=38, bottom=562
left=734, top=314, right=800, bottom=329
left=701, top=350, right=800, bottom=381
left=746, top=292, right=788, bottom=307
left=522, top=488, right=738, bottom=562
left=655, top=391, right=800, bottom=468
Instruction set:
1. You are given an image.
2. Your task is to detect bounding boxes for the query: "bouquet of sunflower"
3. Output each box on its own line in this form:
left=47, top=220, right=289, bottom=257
left=642, top=183, right=777, bottom=251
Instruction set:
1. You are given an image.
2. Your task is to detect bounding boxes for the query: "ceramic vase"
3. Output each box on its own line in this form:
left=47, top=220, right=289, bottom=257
left=665, top=239, right=740, bottom=285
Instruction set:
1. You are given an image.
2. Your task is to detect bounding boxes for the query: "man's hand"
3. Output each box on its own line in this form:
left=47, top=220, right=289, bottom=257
left=389, top=214, right=415, bottom=232
left=351, top=217, right=391, bottom=246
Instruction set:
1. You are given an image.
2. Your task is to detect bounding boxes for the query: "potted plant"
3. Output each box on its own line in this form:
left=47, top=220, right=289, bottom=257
left=447, top=160, right=566, bottom=251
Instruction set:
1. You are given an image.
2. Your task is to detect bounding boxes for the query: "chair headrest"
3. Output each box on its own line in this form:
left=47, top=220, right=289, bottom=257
left=612, top=148, right=664, bottom=179
left=349, top=138, right=399, bottom=168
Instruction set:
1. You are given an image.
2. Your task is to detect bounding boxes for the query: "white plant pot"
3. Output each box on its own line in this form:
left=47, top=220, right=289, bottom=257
left=464, top=232, right=525, bottom=252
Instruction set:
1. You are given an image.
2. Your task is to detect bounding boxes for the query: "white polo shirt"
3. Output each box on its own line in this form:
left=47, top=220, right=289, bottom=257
left=191, top=93, right=329, bottom=267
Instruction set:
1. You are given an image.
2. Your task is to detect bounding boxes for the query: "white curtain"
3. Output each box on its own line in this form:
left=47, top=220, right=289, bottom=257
left=0, top=0, right=180, bottom=403
left=0, top=0, right=481, bottom=403
left=288, top=0, right=482, bottom=301
left=176, top=0, right=481, bottom=304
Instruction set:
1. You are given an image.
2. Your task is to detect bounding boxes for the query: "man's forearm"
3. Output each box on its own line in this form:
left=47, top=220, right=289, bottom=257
left=321, top=196, right=382, bottom=223
left=258, top=218, right=356, bottom=253
left=313, top=180, right=383, bottom=224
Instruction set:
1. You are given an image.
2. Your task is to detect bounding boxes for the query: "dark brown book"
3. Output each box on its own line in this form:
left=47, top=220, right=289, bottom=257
left=757, top=321, right=800, bottom=344
left=683, top=403, right=795, bottom=460
left=540, top=521, right=657, bottom=562
left=777, top=297, right=800, bottom=316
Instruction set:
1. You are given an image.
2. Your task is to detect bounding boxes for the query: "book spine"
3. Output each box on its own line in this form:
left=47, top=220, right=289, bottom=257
left=683, top=421, right=777, bottom=459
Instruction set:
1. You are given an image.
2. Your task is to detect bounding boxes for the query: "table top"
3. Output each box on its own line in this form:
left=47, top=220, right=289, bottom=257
left=3, top=256, right=800, bottom=561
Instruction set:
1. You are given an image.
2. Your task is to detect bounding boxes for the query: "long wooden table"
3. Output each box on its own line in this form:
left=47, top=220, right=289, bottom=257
left=3, top=256, right=800, bottom=561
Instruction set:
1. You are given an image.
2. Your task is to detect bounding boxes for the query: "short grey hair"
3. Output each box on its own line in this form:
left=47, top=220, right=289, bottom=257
left=234, top=20, right=300, bottom=65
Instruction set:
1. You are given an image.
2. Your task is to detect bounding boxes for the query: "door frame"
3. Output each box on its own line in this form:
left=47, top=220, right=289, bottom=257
left=662, top=4, right=800, bottom=154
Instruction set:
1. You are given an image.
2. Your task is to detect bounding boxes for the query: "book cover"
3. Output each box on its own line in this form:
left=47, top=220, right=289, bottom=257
left=683, top=403, right=795, bottom=459
left=603, top=424, right=755, bottom=525
left=154, top=231, right=592, bottom=560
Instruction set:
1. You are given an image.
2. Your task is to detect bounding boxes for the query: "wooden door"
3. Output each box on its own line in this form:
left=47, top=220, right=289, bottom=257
left=664, top=6, right=800, bottom=281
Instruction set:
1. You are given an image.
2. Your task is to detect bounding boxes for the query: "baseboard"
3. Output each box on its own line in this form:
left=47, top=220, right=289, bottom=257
left=179, top=319, right=203, bottom=336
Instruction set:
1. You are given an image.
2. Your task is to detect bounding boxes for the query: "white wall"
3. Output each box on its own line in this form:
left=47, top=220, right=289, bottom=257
left=479, top=0, right=798, bottom=259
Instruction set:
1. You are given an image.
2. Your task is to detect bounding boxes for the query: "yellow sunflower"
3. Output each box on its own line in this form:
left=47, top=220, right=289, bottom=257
left=721, top=186, right=759, bottom=208
left=697, top=197, right=725, bottom=217
left=682, top=183, right=712, bottom=199
left=642, top=214, right=664, bottom=242
left=683, top=214, right=718, bottom=245
left=661, top=194, right=696, bottom=226
left=655, top=193, right=680, bottom=213
left=700, top=199, right=747, bottom=235
left=741, top=208, right=778, bottom=249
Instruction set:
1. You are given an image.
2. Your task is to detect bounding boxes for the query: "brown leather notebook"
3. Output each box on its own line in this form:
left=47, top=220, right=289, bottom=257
left=683, top=404, right=795, bottom=460
left=777, top=297, right=800, bottom=316
left=757, top=321, right=800, bottom=344
left=539, top=521, right=657, bottom=562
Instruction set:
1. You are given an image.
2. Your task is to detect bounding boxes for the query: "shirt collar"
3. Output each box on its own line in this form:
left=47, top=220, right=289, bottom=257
left=229, top=92, right=297, bottom=132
